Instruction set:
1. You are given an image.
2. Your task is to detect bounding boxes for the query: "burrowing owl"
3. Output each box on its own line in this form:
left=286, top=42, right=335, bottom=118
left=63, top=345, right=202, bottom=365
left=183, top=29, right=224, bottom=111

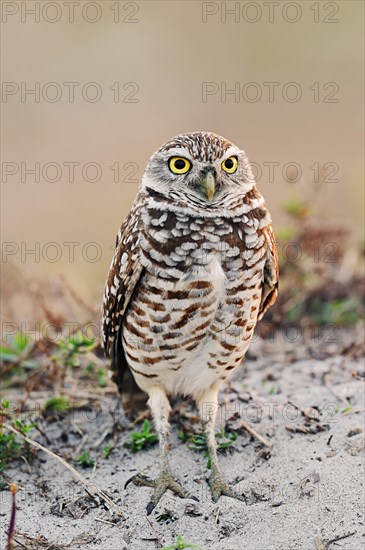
left=102, top=132, right=278, bottom=514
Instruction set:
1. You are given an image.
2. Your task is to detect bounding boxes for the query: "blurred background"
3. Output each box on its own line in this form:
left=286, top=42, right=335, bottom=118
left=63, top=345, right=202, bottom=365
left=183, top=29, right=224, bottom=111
left=1, top=0, right=364, bottom=330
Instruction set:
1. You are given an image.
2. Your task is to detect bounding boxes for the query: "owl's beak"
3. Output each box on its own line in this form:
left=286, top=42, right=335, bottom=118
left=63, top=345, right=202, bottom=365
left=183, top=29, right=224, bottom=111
left=200, top=172, right=216, bottom=201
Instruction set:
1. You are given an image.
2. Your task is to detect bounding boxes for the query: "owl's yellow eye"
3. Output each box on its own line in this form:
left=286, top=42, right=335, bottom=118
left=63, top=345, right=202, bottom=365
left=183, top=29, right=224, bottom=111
left=169, top=157, right=191, bottom=174
left=221, top=156, right=238, bottom=174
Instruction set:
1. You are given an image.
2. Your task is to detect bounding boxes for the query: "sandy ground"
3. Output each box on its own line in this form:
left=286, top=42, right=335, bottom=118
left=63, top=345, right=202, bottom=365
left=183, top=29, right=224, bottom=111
left=1, top=328, right=364, bottom=550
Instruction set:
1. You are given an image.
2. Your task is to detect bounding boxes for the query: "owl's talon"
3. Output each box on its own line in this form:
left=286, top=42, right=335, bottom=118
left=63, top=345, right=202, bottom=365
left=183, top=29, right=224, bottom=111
left=125, top=468, right=196, bottom=514
left=146, top=500, right=156, bottom=515
left=208, top=468, right=246, bottom=503
left=124, top=473, right=155, bottom=489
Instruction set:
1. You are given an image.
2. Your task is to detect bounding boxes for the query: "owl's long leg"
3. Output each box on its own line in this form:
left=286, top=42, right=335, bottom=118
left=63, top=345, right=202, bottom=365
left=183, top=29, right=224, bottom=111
left=197, top=385, right=246, bottom=503
left=125, top=386, right=193, bottom=515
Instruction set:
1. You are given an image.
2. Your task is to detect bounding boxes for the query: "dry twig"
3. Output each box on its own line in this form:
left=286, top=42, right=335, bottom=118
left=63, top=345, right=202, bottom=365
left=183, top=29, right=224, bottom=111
left=241, top=421, right=273, bottom=448
left=4, top=424, right=126, bottom=519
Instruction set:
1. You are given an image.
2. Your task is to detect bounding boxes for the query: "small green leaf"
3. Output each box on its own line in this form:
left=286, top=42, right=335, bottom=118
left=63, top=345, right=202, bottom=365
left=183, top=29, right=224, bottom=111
left=159, top=534, right=202, bottom=550
left=97, top=367, right=107, bottom=387
left=43, top=396, right=69, bottom=413
left=15, top=332, right=28, bottom=352
left=75, top=450, right=95, bottom=468
left=179, top=429, right=237, bottom=469
left=125, top=419, right=158, bottom=453
left=102, top=445, right=113, bottom=459
left=13, top=420, right=34, bottom=435
left=156, top=510, right=177, bottom=523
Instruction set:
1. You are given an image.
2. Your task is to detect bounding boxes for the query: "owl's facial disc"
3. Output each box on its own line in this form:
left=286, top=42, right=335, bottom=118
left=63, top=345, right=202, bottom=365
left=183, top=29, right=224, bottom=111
left=142, top=133, right=256, bottom=209
left=168, top=154, right=217, bottom=200
left=170, top=159, right=218, bottom=202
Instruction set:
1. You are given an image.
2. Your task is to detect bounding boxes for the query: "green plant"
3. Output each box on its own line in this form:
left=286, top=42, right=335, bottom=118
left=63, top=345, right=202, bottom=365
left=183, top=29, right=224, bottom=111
left=287, top=297, right=363, bottom=325
left=54, top=331, right=97, bottom=368
left=125, top=419, right=158, bottom=453
left=282, top=196, right=310, bottom=220
left=315, top=298, right=363, bottom=325
left=84, top=363, right=108, bottom=387
left=75, top=450, right=95, bottom=468
left=11, top=419, right=35, bottom=437
left=0, top=400, right=10, bottom=414
left=160, top=534, right=202, bottom=550
left=178, top=429, right=237, bottom=469
left=275, top=227, right=296, bottom=243
left=156, top=509, right=178, bottom=523
left=340, top=405, right=353, bottom=414
left=0, top=407, right=35, bottom=490
left=43, top=396, right=70, bottom=413
left=97, top=367, right=107, bottom=387
left=102, top=445, right=114, bottom=459
left=0, top=333, right=35, bottom=370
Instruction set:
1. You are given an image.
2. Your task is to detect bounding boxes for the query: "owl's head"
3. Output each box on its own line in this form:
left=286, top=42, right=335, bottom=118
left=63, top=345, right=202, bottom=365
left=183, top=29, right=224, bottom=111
left=142, top=132, right=256, bottom=209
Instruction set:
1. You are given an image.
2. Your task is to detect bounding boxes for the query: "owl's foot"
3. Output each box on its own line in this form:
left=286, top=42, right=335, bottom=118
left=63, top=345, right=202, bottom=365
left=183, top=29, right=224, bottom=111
left=208, top=466, right=246, bottom=503
left=125, top=469, right=198, bottom=515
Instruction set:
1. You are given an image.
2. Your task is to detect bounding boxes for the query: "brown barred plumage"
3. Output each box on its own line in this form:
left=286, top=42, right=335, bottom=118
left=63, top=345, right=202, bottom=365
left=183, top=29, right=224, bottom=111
left=102, top=132, right=278, bottom=512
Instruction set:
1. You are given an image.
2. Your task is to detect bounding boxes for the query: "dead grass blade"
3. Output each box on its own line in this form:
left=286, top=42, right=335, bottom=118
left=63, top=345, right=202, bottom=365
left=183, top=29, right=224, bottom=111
left=4, top=424, right=126, bottom=519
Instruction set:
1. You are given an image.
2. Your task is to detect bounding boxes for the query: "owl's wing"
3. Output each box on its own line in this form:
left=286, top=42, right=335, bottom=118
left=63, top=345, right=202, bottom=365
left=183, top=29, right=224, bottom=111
left=102, top=198, right=148, bottom=415
left=258, top=224, right=279, bottom=320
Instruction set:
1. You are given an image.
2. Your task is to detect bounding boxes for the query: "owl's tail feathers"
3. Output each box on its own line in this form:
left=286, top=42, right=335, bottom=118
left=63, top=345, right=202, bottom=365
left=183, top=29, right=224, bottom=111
left=118, top=369, right=149, bottom=419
